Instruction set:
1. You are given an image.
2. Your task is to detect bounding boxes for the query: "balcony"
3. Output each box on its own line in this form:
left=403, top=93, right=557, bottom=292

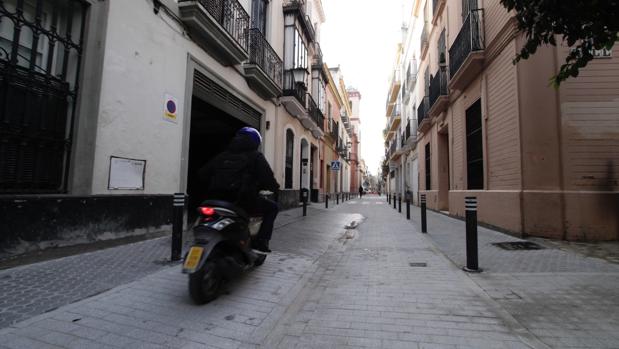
left=312, top=42, right=323, bottom=68
left=178, top=0, right=250, bottom=66
left=403, top=120, right=417, bottom=147
left=306, top=94, right=325, bottom=138
left=242, top=28, right=282, bottom=99
left=389, top=141, right=397, bottom=159
left=417, top=96, right=431, bottom=133
left=283, top=0, right=315, bottom=42
left=432, top=0, right=446, bottom=24
left=428, top=69, right=449, bottom=118
left=385, top=69, right=401, bottom=116
left=406, top=63, right=417, bottom=91
left=329, top=121, right=339, bottom=141
left=281, top=70, right=308, bottom=118
left=387, top=103, right=401, bottom=133
left=420, top=23, right=429, bottom=60
left=449, top=9, right=485, bottom=91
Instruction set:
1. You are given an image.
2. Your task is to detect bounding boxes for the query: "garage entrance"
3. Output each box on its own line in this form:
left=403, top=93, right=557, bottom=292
left=186, top=71, right=261, bottom=218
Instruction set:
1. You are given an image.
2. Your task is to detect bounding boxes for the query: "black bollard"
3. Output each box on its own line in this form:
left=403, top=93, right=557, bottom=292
left=325, top=194, right=329, bottom=209
left=388, top=193, right=391, bottom=204
left=302, top=193, right=307, bottom=217
left=171, top=193, right=184, bottom=261
left=336, top=193, right=339, bottom=205
left=406, top=198, right=410, bottom=220
left=463, top=197, right=482, bottom=272
left=398, top=194, right=402, bottom=213
left=393, top=193, right=397, bottom=209
left=420, top=194, right=427, bottom=233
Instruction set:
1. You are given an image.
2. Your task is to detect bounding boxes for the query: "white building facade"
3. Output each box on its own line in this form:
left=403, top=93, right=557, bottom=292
left=0, top=0, right=345, bottom=252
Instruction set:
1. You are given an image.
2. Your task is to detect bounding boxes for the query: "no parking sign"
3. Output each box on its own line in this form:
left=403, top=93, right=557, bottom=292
left=164, top=94, right=178, bottom=123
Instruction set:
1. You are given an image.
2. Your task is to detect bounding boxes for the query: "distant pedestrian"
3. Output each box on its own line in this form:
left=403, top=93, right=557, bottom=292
left=358, top=185, right=364, bottom=198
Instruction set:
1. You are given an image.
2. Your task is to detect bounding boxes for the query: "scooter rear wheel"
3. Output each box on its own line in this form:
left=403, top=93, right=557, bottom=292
left=189, top=261, right=221, bottom=304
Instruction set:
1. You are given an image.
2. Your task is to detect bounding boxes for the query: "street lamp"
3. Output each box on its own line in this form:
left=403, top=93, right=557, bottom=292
left=292, top=67, right=308, bottom=85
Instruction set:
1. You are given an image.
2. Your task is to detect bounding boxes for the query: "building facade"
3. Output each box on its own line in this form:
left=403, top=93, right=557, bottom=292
left=0, top=0, right=362, bottom=253
left=389, top=0, right=619, bottom=240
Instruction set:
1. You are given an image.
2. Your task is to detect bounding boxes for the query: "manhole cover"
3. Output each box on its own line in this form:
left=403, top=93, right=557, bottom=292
left=492, top=241, right=545, bottom=250
left=409, top=262, right=427, bottom=267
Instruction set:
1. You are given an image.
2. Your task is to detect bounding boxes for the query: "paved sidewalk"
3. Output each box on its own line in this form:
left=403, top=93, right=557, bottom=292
left=367, top=195, right=619, bottom=348
left=0, top=196, right=617, bottom=348
left=0, top=207, right=311, bottom=329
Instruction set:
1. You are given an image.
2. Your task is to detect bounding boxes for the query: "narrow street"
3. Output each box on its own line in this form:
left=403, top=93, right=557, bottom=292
left=2, top=195, right=617, bottom=348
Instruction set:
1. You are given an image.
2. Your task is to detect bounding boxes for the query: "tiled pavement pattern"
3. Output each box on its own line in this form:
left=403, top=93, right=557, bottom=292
left=0, top=207, right=362, bottom=349
left=0, top=208, right=310, bottom=329
left=372, top=196, right=619, bottom=348
left=1, top=196, right=617, bottom=348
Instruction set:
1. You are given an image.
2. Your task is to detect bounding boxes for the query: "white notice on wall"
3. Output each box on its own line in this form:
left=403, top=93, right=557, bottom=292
left=108, top=156, right=146, bottom=190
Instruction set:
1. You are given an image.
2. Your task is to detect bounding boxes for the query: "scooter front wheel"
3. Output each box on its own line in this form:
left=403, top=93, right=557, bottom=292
left=188, top=261, right=221, bottom=304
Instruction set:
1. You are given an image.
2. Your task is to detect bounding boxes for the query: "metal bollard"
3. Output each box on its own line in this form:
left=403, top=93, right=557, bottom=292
left=398, top=195, right=402, bottom=213
left=393, top=193, right=397, bottom=209
left=406, top=199, right=410, bottom=220
left=171, top=193, right=184, bottom=261
left=463, top=197, right=482, bottom=272
left=420, top=194, right=427, bottom=233
left=302, top=193, right=308, bottom=217
left=325, top=194, right=329, bottom=209
left=336, top=193, right=339, bottom=205
left=388, top=193, right=391, bottom=204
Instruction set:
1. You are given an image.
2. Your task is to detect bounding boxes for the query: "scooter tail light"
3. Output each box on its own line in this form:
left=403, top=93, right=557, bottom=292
left=199, top=207, right=216, bottom=216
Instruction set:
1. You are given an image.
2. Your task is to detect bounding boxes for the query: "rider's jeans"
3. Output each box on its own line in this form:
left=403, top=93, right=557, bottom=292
left=253, top=197, right=279, bottom=242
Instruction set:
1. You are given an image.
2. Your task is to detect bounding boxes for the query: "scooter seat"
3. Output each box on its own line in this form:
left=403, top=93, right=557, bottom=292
left=199, top=200, right=249, bottom=220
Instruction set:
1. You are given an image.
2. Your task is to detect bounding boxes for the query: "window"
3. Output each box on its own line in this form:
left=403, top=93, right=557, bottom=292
left=462, top=0, right=478, bottom=21
left=438, top=29, right=446, bottom=64
left=425, top=143, right=431, bottom=190
left=251, top=0, right=268, bottom=33
left=0, top=0, right=87, bottom=193
left=293, top=29, right=308, bottom=69
left=424, top=68, right=430, bottom=96
left=285, top=129, right=294, bottom=189
left=466, top=99, right=483, bottom=190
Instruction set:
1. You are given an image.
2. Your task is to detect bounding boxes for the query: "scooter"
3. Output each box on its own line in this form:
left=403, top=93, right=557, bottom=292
left=182, top=199, right=267, bottom=304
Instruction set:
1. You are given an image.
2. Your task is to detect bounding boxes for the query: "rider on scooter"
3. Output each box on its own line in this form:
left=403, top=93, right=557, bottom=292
left=198, top=127, right=280, bottom=253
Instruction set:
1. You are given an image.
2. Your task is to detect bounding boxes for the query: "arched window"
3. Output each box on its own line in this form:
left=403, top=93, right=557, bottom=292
left=285, top=129, right=294, bottom=188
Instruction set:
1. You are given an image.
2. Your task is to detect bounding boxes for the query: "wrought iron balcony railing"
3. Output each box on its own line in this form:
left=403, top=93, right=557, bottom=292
left=417, top=96, right=429, bottom=126
left=283, top=70, right=307, bottom=106
left=449, top=9, right=485, bottom=78
left=181, top=0, right=250, bottom=51
left=248, top=28, right=283, bottom=88
left=389, top=140, right=397, bottom=157
left=308, top=94, right=325, bottom=131
left=429, top=69, right=448, bottom=109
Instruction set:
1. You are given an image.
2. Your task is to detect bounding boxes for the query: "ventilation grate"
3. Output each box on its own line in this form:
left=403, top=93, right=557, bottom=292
left=492, top=241, right=545, bottom=251
left=409, top=262, right=427, bottom=267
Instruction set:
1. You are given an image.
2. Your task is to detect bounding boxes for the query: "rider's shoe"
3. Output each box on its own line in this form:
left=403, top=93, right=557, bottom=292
left=252, top=239, right=272, bottom=253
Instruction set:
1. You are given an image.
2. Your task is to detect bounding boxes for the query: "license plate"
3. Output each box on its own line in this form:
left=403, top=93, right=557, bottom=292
left=183, top=246, right=204, bottom=271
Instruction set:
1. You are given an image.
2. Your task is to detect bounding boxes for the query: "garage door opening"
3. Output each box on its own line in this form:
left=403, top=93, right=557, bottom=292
left=186, top=71, right=261, bottom=220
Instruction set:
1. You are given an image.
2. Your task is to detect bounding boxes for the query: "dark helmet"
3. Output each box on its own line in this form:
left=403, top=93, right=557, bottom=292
left=237, top=126, right=262, bottom=147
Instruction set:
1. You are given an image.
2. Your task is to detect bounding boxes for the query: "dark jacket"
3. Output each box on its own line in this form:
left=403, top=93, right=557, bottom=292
left=198, top=134, right=279, bottom=209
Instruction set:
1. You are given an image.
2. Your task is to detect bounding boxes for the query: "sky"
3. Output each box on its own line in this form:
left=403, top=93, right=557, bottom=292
left=320, top=0, right=403, bottom=176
